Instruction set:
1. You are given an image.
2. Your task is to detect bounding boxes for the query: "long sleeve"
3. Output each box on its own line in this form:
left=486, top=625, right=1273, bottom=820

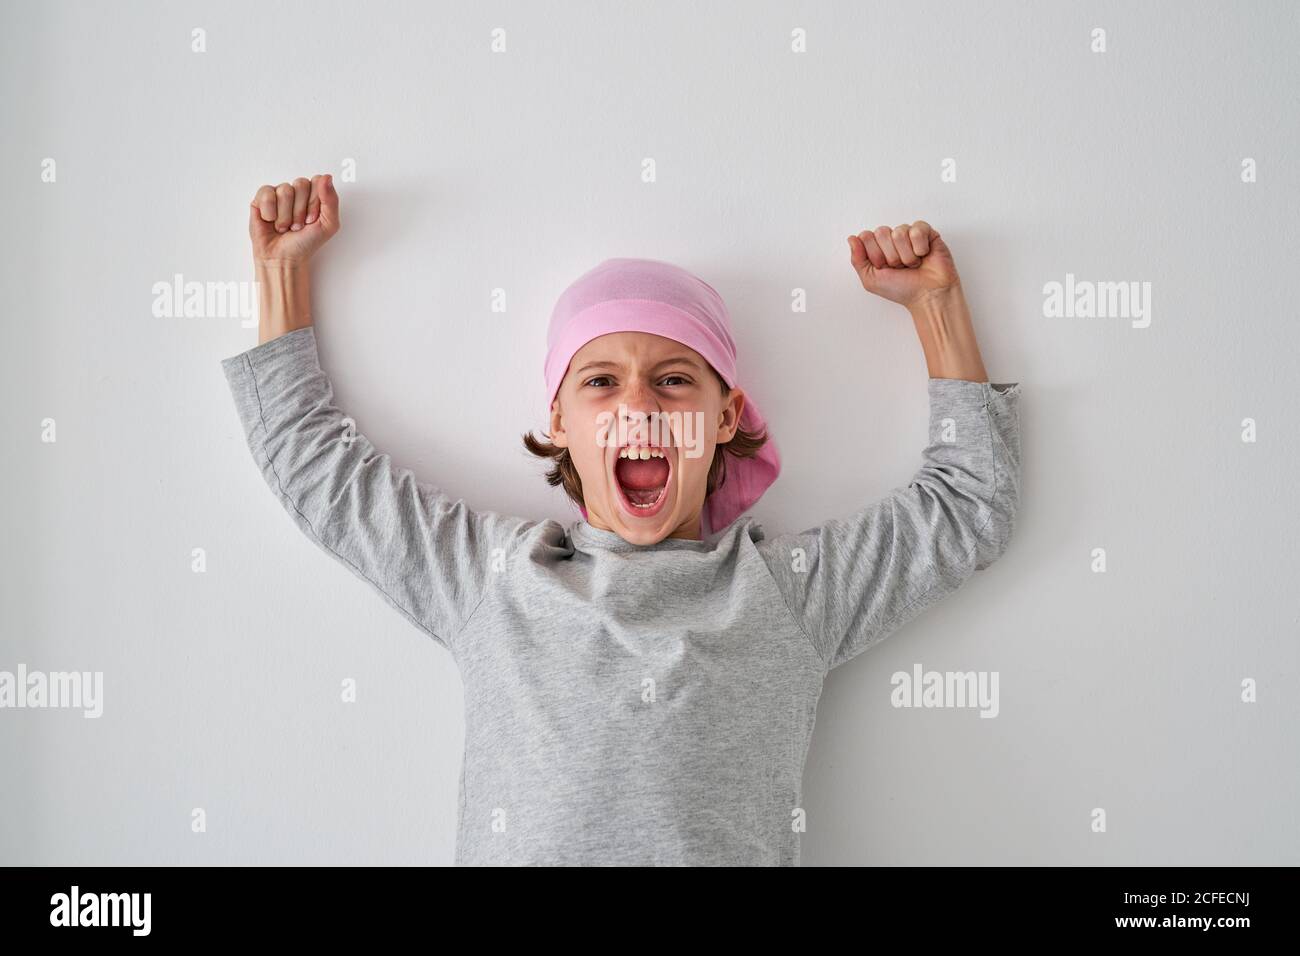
left=757, top=378, right=1022, bottom=672
left=220, top=327, right=535, bottom=654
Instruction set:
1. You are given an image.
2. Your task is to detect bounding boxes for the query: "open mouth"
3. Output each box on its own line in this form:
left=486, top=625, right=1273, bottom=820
left=613, top=446, right=671, bottom=517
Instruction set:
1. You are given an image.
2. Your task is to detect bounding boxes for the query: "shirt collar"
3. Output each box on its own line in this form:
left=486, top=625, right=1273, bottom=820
left=569, top=520, right=724, bottom=554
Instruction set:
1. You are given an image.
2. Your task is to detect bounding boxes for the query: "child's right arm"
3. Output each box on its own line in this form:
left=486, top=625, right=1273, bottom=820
left=223, top=176, right=532, bottom=654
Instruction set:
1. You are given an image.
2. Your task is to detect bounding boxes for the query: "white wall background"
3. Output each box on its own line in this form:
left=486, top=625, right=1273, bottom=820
left=2, top=0, right=1297, bottom=865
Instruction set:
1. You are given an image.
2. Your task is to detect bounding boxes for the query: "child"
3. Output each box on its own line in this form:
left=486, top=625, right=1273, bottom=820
left=224, top=173, right=1022, bottom=865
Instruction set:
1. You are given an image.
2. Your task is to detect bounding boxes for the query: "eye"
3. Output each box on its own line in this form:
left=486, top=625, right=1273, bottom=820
left=584, top=374, right=692, bottom=388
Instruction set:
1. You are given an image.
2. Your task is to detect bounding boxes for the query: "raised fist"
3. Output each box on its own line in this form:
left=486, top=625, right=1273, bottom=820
left=848, top=220, right=959, bottom=308
left=249, top=174, right=340, bottom=263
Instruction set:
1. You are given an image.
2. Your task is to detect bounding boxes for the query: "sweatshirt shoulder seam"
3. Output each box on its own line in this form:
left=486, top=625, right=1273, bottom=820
left=753, top=527, right=833, bottom=674
left=453, top=518, right=544, bottom=646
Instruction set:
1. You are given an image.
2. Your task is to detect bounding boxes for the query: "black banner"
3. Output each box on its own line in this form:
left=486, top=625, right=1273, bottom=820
left=0, top=865, right=1284, bottom=941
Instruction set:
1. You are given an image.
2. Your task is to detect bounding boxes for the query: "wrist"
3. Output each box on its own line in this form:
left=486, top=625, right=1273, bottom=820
left=906, top=282, right=965, bottom=319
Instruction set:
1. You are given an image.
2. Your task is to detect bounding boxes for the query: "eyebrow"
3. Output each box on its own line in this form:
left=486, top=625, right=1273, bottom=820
left=575, top=357, right=705, bottom=375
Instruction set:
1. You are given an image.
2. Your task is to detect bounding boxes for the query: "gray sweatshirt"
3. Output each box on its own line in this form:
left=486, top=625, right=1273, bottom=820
left=221, top=326, right=1022, bottom=866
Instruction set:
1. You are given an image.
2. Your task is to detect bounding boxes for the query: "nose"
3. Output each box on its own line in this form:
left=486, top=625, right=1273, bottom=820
left=619, top=377, right=661, bottom=412
left=617, top=379, right=661, bottom=441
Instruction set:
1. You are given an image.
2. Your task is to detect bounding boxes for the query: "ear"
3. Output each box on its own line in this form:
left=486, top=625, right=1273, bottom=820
left=716, top=387, right=746, bottom=444
left=549, top=398, right=568, bottom=448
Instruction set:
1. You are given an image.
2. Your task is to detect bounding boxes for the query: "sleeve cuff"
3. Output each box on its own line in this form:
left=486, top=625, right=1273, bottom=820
left=927, top=377, right=1021, bottom=409
left=219, top=327, right=322, bottom=439
left=220, top=326, right=319, bottom=381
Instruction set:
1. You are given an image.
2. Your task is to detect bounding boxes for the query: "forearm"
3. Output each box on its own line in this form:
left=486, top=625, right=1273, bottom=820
left=256, top=259, right=313, bottom=345
left=908, top=284, right=989, bottom=382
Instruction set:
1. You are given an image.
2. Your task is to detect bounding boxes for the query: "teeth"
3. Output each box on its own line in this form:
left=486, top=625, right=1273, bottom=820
left=618, top=447, right=666, bottom=459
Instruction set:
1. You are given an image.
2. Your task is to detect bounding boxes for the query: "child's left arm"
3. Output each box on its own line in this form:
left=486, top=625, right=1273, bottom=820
left=755, top=222, right=1022, bottom=671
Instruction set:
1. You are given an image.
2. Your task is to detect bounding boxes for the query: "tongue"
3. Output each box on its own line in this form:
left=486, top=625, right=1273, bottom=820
left=616, top=457, right=669, bottom=505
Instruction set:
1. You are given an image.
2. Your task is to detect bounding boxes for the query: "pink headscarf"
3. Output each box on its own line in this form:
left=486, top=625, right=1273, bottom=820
left=544, top=257, right=781, bottom=535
